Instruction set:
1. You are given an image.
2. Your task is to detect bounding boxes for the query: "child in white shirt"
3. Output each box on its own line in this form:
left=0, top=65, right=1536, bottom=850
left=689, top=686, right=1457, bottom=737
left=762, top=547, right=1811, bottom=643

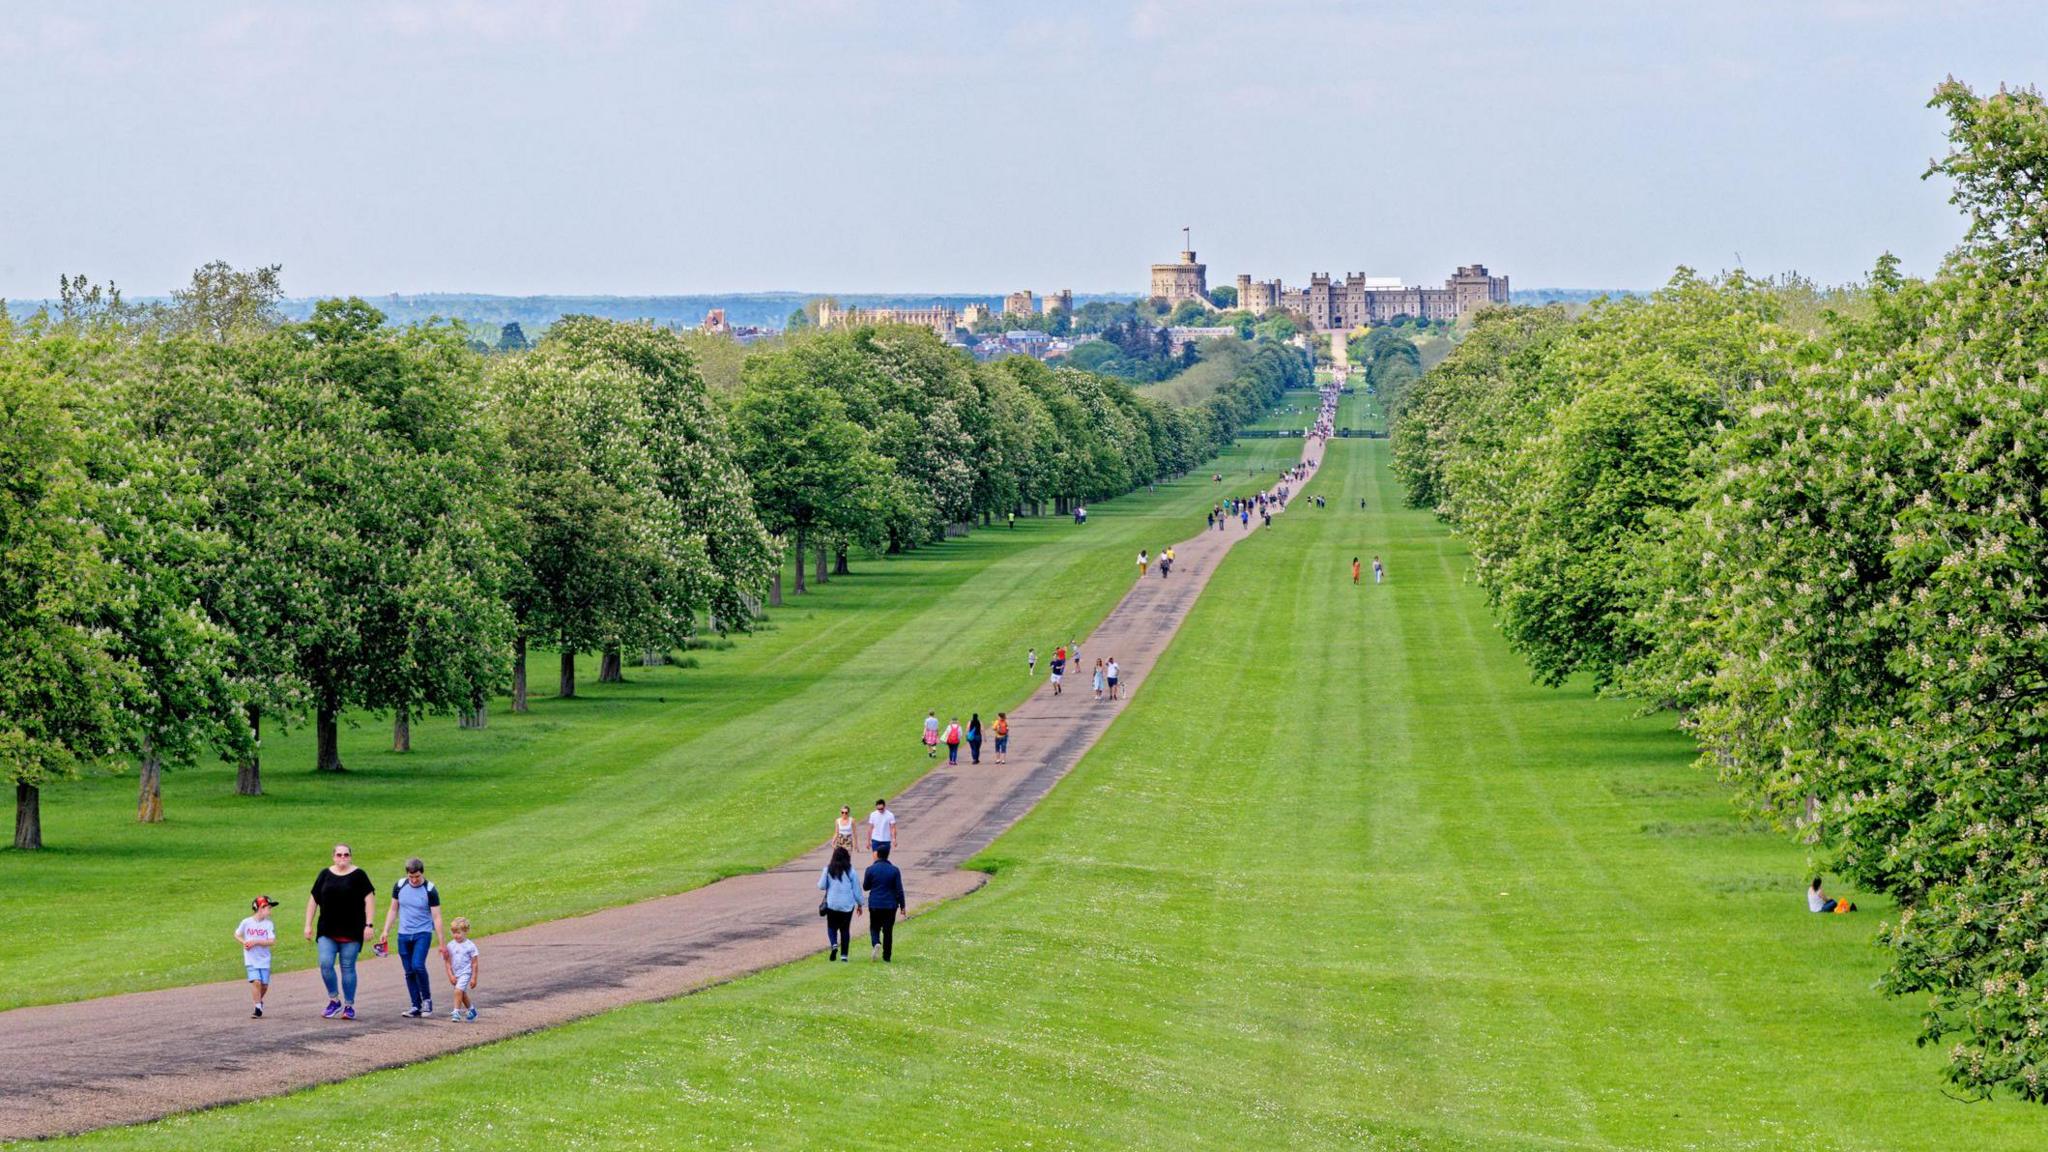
left=443, top=917, right=481, bottom=1021
left=236, top=896, right=278, bottom=1018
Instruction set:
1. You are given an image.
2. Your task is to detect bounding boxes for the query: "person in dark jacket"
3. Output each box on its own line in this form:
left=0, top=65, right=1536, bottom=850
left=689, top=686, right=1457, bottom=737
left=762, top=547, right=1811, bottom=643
left=966, top=713, right=983, bottom=765
left=863, top=844, right=908, bottom=962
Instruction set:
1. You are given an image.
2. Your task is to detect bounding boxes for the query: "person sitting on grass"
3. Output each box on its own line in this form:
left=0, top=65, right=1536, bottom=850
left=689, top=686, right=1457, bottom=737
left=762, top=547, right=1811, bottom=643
left=1808, top=877, right=1856, bottom=914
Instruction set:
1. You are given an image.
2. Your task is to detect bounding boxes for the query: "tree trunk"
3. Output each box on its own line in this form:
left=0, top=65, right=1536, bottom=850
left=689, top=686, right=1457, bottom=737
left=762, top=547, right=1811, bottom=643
left=393, top=706, right=411, bottom=752
left=559, top=650, right=576, bottom=698
left=316, top=706, right=346, bottom=772
left=768, top=570, right=783, bottom=608
left=512, top=635, right=529, bottom=713
left=815, top=542, right=829, bottom=586
left=137, top=737, right=164, bottom=824
left=982, top=509, right=991, bottom=527
left=834, top=545, right=850, bottom=576
left=236, top=703, right=262, bottom=796
left=793, top=526, right=808, bottom=594
left=14, top=781, right=40, bottom=850
left=471, top=696, right=488, bottom=729
left=600, top=647, right=623, bottom=683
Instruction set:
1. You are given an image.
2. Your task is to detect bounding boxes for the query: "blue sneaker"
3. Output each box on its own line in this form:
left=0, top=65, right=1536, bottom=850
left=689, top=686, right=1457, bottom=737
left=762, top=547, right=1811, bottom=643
left=465, top=1008, right=478, bottom=1022
left=322, top=1000, right=341, bottom=1019
left=341, top=1004, right=355, bottom=1021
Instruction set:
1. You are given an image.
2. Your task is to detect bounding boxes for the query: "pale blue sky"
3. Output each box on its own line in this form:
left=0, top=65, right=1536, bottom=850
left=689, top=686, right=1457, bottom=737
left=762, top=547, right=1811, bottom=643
left=1, top=1, right=2039, bottom=299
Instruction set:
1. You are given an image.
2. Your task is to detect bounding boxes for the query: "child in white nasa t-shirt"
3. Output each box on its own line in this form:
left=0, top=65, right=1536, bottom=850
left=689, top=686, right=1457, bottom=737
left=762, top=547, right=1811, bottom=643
left=236, top=896, right=278, bottom=1018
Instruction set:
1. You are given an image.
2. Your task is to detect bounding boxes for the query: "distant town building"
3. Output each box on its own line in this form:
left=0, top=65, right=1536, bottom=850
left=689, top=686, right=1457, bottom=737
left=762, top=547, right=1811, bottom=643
left=1150, top=228, right=1210, bottom=308
left=961, top=302, right=991, bottom=327
left=1231, top=263, right=1510, bottom=330
left=1004, top=290, right=1036, bottom=318
left=1164, top=326, right=1237, bottom=354
left=699, top=307, right=730, bottom=334
left=815, top=299, right=961, bottom=336
left=1043, top=289, right=1073, bottom=315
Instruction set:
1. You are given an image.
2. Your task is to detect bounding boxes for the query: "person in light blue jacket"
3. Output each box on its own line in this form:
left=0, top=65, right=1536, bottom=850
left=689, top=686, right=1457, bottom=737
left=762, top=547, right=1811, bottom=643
left=817, top=845, right=864, bottom=962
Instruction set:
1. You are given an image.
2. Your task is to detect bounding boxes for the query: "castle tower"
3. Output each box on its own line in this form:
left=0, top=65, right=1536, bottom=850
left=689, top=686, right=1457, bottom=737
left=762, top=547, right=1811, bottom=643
left=1149, top=228, right=1210, bottom=306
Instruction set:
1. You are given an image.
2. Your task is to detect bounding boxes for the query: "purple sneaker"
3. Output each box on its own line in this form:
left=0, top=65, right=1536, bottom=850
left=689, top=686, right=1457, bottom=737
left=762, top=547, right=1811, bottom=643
left=341, top=1004, right=355, bottom=1021
left=322, top=1000, right=341, bottom=1018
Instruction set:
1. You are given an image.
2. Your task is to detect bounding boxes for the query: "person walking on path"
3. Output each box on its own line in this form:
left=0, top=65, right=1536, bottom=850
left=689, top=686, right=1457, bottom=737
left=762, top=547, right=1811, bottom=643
left=235, top=896, right=278, bottom=1019
left=305, top=844, right=376, bottom=1021
left=1352, top=557, right=1361, bottom=585
left=943, top=717, right=963, bottom=765
left=993, top=712, right=1009, bottom=764
left=1107, top=657, right=1122, bottom=700
left=1050, top=647, right=1065, bottom=695
left=864, top=798, right=897, bottom=856
left=1027, top=647, right=1036, bottom=677
left=1373, top=555, right=1384, bottom=584
left=832, top=806, right=857, bottom=852
left=817, top=846, right=864, bottom=962
left=1137, top=549, right=1149, bottom=578
left=863, top=844, right=908, bottom=962
left=378, top=857, right=445, bottom=1019
left=966, top=713, right=984, bottom=765
left=1091, top=658, right=1105, bottom=702
left=442, top=918, right=480, bottom=1021
left=923, top=710, right=940, bottom=758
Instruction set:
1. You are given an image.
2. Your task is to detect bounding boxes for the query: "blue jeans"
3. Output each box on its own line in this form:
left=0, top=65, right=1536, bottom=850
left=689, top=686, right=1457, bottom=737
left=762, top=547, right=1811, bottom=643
left=317, top=937, right=362, bottom=1003
left=397, top=932, right=434, bottom=1008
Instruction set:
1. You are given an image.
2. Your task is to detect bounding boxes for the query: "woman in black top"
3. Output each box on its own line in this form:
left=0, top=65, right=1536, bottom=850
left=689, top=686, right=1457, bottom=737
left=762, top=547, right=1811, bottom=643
left=966, top=714, right=983, bottom=765
left=303, top=844, right=376, bottom=1020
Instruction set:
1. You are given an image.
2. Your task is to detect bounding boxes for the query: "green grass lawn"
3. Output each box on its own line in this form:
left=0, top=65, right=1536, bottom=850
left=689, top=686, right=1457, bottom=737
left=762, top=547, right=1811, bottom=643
left=1338, top=386, right=1382, bottom=428
left=1250, top=387, right=1321, bottom=431
left=0, top=440, right=1304, bottom=1010
left=51, top=439, right=2045, bottom=1150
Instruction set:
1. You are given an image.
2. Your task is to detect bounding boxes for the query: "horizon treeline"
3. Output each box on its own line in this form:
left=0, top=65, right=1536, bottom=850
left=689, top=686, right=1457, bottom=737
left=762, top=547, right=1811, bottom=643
left=0, top=274, right=1308, bottom=852
left=1387, top=81, right=2048, bottom=1101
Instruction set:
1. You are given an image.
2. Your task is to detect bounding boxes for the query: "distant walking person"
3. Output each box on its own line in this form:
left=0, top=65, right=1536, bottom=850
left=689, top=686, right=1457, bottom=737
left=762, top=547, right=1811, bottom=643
left=923, top=710, right=940, bottom=758
left=832, top=805, right=857, bottom=851
left=865, top=798, right=897, bottom=856
left=1092, top=658, right=1105, bottom=701
left=1373, top=556, right=1384, bottom=584
left=1106, top=657, right=1122, bottom=700
left=1050, top=647, right=1066, bottom=695
left=1137, top=549, right=1149, bottom=578
left=378, top=857, right=445, bottom=1019
left=966, top=713, right=984, bottom=765
left=305, top=845, right=376, bottom=1021
left=993, top=712, right=1009, bottom=764
left=818, top=845, right=864, bottom=962
left=1352, top=557, right=1361, bottom=585
left=1027, top=647, right=1036, bottom=676
left=864, top=844, right=908, bottom=962
left=943, top=716, right=963, bottom=765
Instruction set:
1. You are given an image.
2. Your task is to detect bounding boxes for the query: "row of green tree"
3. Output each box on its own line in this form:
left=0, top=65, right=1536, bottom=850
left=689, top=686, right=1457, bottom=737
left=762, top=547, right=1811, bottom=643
left=1386, top=82, right=2048, bottom=1101
left=2, top=279, right=1307, bottom=851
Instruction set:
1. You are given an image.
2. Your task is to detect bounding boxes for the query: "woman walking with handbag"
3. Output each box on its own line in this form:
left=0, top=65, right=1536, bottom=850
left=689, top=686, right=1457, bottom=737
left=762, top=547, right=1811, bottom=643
left=817, top=846, right=864, bottom=962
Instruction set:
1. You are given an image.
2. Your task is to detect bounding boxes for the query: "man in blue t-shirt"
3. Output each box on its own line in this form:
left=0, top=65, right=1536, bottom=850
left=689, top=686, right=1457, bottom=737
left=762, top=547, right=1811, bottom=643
left=1050, top=648, right=1066, bottom=696
left=378, top=857, right=445, bottom=1018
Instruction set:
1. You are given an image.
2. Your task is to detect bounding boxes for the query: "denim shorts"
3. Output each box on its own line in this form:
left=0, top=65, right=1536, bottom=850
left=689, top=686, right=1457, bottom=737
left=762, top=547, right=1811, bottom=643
left=246, top=966, right=270, bottom=983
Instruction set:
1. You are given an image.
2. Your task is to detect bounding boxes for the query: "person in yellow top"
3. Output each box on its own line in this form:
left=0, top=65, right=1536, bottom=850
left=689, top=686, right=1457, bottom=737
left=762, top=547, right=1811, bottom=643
left=993, top=713, right=1010, bottom=764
